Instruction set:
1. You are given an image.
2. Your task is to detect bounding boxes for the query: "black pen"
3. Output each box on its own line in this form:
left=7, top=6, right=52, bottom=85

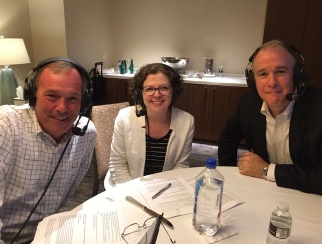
left=126, top=196, right=174, bottom=229
left=152, top=183, right=172, bottom=199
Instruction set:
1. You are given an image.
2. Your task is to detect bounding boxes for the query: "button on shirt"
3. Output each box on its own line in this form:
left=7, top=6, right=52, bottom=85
left=260, top=101, right=294, bottom=181
left=0, top=105, right=96, bottom=243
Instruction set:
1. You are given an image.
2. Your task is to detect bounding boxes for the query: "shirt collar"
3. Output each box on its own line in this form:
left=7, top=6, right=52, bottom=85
left=260, top=100, right=295, bottom=119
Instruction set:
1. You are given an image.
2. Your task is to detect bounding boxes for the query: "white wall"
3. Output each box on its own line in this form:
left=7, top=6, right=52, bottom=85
left=0, top=0, right=267, bottom=88
left=0, top=0, right=33, bottom=86
left=64, top=0, right=267, bottom=74
left=28, top=0, right=67, bottom=63
left=0, top=0, right=67, bottom=87
left=107, top=0, right=267, bottom=74
left=64, top=0, right=113, bottom=71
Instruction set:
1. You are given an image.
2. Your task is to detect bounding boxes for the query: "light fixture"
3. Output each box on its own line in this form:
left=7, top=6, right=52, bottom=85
left=0, top=36, right=30, bottom=105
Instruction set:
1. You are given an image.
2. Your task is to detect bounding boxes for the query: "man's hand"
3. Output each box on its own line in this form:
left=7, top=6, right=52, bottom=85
left=238, top=152, right=269, bottom=178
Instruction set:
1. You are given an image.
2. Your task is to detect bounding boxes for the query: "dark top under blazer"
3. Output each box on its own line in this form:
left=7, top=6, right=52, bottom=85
left=218, top=86, right=322, bottom=195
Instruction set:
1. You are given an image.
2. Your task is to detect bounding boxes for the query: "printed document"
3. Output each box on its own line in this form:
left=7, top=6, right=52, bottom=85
left=136, top=177, right=244, bottom=218
left=32, top=209, right=123, bottom=244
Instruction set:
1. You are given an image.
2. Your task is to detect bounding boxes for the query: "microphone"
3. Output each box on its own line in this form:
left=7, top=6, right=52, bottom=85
left=134, top=99, right=146, bottom=117
left=72, top=103, right=93, bottom=136
left=72, top=115, right=90, bottom=136
left=285, top=84, right=307, bottom=101
left=285, top=93, right=300, bottom=101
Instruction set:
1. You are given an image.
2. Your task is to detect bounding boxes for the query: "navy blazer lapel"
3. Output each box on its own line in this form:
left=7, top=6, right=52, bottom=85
left=255, top=111, right=268, bottom=161
left=243, top=93, right=269, bottom=161
left=289, top=99, right=309, bottom=165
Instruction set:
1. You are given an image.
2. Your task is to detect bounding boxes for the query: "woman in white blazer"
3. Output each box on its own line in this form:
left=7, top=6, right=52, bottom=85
left=105, top=63, right=195, bottom=187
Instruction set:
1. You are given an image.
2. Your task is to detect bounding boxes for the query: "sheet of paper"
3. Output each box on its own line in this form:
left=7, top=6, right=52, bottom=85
left=137, top=178, right=194, bottom=218
left=137, top=176, right=244, bottom=219
left=32, top=209, right=123, bottom=244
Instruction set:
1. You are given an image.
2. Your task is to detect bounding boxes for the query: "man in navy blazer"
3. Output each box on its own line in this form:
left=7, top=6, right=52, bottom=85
left=218, top=39, right=322, bottom=195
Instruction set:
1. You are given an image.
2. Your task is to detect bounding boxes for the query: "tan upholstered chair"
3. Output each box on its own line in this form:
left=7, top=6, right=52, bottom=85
left=91, top=102, right=130, bottom=196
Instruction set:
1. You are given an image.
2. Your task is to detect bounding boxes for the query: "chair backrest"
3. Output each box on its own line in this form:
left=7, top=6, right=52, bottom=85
left=91, top=102, right=130, bottom=180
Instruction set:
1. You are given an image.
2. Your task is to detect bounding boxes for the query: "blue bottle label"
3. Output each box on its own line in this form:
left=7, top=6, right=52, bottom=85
left=193, top=177, right=204, bottom=213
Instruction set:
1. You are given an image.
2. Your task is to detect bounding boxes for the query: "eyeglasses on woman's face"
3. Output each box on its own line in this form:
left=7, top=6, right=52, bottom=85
left=142, top=85, right=172, bottom=96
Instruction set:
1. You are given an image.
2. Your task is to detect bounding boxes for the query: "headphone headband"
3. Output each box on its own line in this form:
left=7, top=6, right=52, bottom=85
left=245, top=41, right=306, bottom=92
left=32, top=56, right=91, bottom=83
left=23, top=56, right=93, bottom=115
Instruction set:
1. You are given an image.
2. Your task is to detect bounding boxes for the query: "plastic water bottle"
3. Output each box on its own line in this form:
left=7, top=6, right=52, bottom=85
left=266, top=202, right=292, bottom=244
left=192, top=158, right=224, bottom=235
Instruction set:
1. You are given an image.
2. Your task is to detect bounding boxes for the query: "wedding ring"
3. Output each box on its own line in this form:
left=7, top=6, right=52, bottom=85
left=239, top=165, right=243, bottom=170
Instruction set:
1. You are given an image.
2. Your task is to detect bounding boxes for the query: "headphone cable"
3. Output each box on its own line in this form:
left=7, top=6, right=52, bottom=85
left=145, top=115, right=153, bottom=174
left=10, top=138, right=72, bottom=244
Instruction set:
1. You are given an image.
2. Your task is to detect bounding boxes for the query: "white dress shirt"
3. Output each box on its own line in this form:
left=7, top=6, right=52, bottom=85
left=260, top=101, right=294, bottom=181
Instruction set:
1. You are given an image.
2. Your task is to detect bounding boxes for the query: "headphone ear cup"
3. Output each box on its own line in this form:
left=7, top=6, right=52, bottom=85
left=293, top=60, right=307, bottom=96
left=245, top=47, right=260, bottom=90
left=245, top=67, right=255, bottom=89
left=293, top=62, right=303, bottom=87
left=29, top=79, right=36, bottom=106
left=80, top=80, right=93, bottom=117
left=80, top=91, right=87, bottom=113
left=24, top=77, right=36, bottom=106
left=25, top=56, right=92, bottom=112
left=134, top=87, right=147, bottom=117
left=23, top=78, right=30, bottom=102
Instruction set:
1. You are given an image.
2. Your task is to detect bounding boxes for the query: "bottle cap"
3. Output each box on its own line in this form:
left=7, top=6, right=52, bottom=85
left=206, top=158, right=217, bottom=168
left=277, top=202, right=289, bottom=211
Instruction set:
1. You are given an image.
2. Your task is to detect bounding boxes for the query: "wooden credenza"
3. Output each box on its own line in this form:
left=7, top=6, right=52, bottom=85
left=104, top=77, right=249, bottom=143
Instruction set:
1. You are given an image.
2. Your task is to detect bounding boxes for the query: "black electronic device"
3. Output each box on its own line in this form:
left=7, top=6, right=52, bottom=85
left=71, top=112, right=91, bottom=136
left=138, top=214, right=163, bottom=244
left=245, top=42, right=306, bottom=101
left=134, top=86, right=147, bottom=117
left=23, top=56, right=93, bottom=135
left=23, top=56, right=93, bottom=113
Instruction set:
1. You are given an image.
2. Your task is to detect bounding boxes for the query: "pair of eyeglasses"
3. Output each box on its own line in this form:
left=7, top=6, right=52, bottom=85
left=142, top=86, right=172, bottom=96
left=121, top=217, right=176, bottom=244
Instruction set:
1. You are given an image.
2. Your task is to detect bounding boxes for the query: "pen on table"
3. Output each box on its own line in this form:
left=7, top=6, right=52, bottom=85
left=126, top=196, right=174, bottom=229
left=152, top=183, right=172, bottom=199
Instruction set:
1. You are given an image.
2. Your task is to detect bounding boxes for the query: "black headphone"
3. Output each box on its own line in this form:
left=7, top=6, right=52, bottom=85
left=245, top=41, right=306, bottom=99
left=23, top=56, right=93, bottom=115
left=134, top=86, right=147, bottom=117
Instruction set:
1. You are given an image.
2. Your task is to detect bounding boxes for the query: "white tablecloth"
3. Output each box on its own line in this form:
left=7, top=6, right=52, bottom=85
left=72, top=166, right=322, bottom=243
